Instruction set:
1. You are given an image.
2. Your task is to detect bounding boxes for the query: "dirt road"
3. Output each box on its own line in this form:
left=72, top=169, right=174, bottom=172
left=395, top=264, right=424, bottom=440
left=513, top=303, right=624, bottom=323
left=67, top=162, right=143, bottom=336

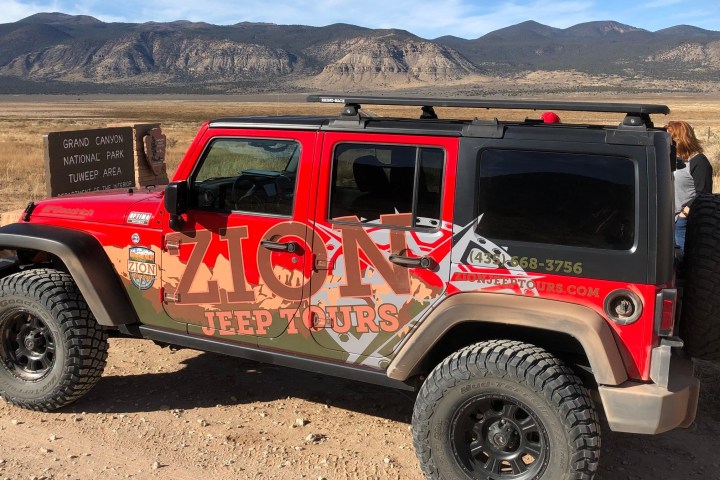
left=1, top=338, right=719, bottom=480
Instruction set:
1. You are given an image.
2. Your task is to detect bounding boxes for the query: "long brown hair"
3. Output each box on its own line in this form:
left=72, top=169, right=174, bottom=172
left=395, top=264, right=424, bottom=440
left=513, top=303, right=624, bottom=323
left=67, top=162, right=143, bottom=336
left=666, top=120, right=704, bottom=160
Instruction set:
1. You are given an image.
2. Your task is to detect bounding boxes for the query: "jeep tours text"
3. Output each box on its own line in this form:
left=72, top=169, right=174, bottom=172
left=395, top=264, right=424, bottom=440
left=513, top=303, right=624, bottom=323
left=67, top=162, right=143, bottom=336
left=2, top=95, right=716, bottom=479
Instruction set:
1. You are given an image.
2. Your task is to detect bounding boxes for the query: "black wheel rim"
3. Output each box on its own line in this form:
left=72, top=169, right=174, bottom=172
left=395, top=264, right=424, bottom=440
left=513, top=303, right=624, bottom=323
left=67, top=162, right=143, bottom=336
left=450, top=394, right=549, bottom=479
left=0, top=308, right=56, bottom=381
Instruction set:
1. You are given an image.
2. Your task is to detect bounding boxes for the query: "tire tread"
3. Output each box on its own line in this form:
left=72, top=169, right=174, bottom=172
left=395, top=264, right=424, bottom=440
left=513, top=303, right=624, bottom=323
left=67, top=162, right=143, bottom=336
left=682, top=194, right=720, bottom=361
left=412, top=339, right=600, bottom=480
left=0, top=268, right=108, bottom=411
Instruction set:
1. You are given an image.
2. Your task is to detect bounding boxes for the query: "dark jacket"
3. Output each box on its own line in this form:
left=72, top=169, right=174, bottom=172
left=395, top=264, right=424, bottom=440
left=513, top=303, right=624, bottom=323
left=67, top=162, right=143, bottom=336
left=689, top=153, right=714, bottom=194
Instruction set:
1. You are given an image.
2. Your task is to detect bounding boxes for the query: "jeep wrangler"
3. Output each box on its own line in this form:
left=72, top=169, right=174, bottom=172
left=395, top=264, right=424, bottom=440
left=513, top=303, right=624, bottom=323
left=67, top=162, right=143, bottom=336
left=0, top=95, right=710, bottom=479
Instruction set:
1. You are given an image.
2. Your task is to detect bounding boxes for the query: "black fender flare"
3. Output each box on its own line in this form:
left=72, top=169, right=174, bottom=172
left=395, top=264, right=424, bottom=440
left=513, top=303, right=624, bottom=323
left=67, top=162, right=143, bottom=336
left=0, top=223, right=139, bottom=326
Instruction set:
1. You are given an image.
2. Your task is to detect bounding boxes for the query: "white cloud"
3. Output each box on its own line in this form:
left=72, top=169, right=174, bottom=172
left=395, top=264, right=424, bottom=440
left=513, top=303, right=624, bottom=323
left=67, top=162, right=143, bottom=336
left=640, top=0, right=684, bottom=7
left=614, top=1, right=720, bottom=31
left=0, top=1, right=59, bottom=23
left=0, top=0, right=125, bottom=23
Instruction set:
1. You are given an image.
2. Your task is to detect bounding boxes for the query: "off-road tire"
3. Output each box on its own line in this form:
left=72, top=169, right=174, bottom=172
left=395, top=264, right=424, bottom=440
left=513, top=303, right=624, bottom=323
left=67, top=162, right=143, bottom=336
left=412, top=340, right=600, bottom=480
left=681, top=193, right=720, bottom=362
left=0, top=268, right=108, bottom=410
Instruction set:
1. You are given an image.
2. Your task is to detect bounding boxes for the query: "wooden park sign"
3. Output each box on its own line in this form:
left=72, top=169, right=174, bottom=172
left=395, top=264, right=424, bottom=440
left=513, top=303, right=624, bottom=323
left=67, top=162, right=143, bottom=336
left=143, top=127, right=167, bottom=176
left=44, top=127, right=136, bottom=197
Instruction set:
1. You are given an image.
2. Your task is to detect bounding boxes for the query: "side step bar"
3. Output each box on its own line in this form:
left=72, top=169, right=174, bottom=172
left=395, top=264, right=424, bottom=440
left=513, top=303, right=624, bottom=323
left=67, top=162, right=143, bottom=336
left=137, top=325, right=416, bottom=392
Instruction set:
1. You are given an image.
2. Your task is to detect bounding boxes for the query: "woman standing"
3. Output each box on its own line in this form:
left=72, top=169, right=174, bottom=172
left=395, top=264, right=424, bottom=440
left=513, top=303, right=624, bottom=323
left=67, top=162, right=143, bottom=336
left=666, top=121, right=714, bottom=255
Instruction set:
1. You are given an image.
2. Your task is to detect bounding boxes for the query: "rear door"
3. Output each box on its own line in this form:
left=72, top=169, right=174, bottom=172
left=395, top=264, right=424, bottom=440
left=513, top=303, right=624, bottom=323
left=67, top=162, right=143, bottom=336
left=305, top=132, right=458, bottom=367
left=161, top=128, right=316, bottom=343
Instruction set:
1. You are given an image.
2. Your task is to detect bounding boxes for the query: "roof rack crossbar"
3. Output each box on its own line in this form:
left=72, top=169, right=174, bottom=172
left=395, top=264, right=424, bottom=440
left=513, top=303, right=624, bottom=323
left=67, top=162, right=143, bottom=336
left=307, top=94, right=670, bottom=116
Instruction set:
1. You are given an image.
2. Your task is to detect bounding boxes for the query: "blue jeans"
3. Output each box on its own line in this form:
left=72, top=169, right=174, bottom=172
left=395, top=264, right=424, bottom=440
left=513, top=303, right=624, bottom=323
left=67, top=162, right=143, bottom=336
left=675, top=217, right=688, bottom=256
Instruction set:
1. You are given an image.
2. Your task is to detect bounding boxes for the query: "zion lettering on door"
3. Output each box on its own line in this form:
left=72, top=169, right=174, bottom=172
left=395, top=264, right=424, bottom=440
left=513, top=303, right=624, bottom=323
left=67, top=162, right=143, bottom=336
left=161, top=216, right=414, bottom=339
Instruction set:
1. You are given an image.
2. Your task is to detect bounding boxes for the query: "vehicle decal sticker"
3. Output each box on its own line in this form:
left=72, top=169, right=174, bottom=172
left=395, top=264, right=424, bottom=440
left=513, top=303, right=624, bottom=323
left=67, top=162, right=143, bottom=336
left=105, top=210, right=646, bottom=377
left=128, top=247, right=157, bottom=290
left=309, top=216, right=450, bottom=365
left=127, top=212, right=152, bottom=225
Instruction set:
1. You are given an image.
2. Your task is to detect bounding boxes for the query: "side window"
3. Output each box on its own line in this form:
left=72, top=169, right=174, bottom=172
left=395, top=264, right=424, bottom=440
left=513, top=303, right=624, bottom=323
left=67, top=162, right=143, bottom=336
left=329, top=143, right=444, bottom=229
left=477, top=149, right=635, bottom=250
left=191, top=138, right=300, bottom=216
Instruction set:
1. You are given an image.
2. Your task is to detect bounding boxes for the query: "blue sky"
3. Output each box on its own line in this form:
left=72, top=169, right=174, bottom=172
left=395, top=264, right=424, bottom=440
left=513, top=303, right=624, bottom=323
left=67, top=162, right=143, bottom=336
left=2, top=0, right=719, bottom=39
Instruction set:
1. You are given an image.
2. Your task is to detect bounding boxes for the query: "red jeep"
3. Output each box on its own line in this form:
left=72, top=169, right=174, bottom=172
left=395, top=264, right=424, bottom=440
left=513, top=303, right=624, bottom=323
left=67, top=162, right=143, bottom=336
left=0, top=95, right=707, bottom=479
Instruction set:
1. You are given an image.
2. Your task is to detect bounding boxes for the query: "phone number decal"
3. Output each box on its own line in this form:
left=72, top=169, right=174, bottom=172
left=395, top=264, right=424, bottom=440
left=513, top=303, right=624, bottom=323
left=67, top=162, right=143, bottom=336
left=468, top=248, right=583, bottom=274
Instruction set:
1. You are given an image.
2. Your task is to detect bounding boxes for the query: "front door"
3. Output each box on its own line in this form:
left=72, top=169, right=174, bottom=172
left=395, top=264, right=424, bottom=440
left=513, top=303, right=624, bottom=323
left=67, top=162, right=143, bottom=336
left=161, top=130, right=316, bottom=344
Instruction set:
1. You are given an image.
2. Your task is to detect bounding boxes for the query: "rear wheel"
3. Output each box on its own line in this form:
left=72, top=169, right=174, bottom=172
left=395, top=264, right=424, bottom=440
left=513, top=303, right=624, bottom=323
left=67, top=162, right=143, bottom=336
left=412, top=340, right=600, bottom=479
left=681, top=194, right=720, bottom=362
left=0, top=269, right=108, bottom=410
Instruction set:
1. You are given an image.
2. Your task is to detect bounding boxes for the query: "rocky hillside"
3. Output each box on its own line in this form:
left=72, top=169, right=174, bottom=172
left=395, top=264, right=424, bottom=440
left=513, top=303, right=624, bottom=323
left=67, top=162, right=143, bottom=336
left=307, top=34, right=477, bottom=88
left=1, top=13, right=720, bottom=94
left=0, top=32, right=297, bottom=83
left=438, top=20, right=720, bottom=78
left=649, top=41, right=720, bottom=67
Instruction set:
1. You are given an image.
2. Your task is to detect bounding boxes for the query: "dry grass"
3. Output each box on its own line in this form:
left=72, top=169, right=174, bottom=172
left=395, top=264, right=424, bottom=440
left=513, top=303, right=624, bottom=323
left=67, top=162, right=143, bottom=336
left=1, top=95, right=720, bottom=211
left=0, top=99, right=347, bottom=210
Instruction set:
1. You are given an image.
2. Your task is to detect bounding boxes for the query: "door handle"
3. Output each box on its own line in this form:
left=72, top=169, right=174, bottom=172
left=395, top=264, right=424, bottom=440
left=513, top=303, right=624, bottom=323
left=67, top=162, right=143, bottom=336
left=389, top=254, right=435, bottom=269
left=261, top=239, right=300, bottom=253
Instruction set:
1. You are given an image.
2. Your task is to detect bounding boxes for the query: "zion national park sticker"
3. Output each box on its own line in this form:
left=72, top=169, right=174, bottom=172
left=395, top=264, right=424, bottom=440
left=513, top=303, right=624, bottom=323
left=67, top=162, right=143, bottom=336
left=128, top=247, right=157, bottom=290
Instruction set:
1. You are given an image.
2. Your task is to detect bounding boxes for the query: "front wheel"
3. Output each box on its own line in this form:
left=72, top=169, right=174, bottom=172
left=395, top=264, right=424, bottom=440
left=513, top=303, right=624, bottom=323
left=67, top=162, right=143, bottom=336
left=412, top=340, right=600, bottom=479
left=0, top=269, right=108, bottom=411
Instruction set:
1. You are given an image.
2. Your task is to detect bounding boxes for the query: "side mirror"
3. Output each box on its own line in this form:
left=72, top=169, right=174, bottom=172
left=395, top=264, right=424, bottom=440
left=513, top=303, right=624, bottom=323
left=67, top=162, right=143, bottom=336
left=165, top=182, right=188, bottom=230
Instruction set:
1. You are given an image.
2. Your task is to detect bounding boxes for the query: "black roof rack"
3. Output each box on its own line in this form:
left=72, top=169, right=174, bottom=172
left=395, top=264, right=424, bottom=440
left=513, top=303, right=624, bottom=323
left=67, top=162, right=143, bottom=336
left=306, top=94, right=670, bottom=116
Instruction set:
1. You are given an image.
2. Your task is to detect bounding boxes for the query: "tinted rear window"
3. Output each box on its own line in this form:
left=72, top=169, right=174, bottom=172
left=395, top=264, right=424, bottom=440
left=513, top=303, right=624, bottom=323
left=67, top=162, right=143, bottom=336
left=476, top=149, right=635, bottom=250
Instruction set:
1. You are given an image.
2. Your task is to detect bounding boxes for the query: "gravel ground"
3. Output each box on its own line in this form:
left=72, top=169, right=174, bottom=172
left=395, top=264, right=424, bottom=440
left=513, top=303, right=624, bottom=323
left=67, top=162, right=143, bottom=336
left=1, top=338, right=719, bottom=480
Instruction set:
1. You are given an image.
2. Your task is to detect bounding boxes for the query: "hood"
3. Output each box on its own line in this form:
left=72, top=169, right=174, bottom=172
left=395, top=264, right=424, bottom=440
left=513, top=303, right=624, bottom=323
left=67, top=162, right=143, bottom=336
left=30, top=188, right=165, bottom=226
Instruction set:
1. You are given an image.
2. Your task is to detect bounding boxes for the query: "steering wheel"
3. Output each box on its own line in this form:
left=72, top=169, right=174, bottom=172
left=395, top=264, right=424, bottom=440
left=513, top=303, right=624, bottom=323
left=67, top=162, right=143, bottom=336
left=231, top=176, right=266, bottom=212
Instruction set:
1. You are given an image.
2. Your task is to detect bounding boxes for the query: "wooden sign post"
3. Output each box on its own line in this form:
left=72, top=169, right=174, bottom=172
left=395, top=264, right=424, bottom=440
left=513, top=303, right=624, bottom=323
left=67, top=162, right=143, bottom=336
left=109, top=123, right=170, bottom=188
left=43, top=124, right=170, bottom=197
left=143, top=127, right=167, bottom=176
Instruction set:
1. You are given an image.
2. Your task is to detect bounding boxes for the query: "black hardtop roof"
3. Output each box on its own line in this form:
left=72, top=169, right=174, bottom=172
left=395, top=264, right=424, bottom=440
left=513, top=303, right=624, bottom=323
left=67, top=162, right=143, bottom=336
left=306, top=94, right=670, bottom=115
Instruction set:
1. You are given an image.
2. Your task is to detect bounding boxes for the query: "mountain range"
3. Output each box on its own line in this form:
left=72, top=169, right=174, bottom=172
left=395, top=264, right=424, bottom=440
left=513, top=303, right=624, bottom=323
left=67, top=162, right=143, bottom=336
left=1, top=12, right=720, bottom=94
